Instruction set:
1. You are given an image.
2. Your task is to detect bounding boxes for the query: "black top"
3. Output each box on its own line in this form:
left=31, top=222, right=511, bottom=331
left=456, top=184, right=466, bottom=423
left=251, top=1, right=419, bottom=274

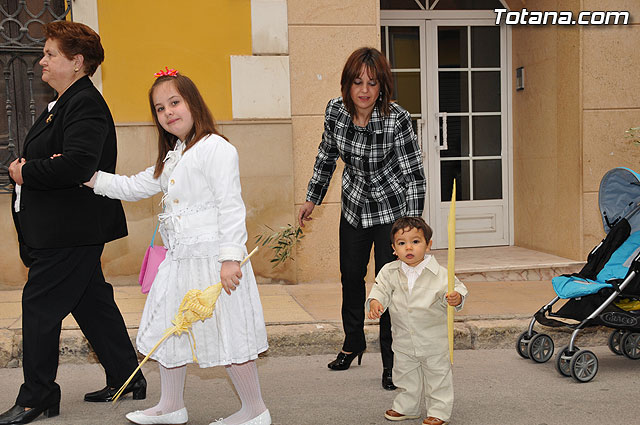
left=12, top=75, right=127, bottom=250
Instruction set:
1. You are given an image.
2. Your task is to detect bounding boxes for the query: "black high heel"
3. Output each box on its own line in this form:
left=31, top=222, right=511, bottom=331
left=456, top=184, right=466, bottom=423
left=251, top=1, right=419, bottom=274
left=328, top=351, right=364, bottom=370
left=0, top=401, right=60, bottom=425
left=84, top=374, right=146, bottom=402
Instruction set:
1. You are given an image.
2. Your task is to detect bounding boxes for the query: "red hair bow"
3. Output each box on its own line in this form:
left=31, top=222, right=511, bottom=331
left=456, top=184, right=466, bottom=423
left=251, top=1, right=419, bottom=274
left=154, top=67, right=179, bottom=78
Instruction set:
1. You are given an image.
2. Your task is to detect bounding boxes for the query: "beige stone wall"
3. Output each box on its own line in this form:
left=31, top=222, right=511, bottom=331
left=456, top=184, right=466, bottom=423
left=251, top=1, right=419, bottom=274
left=0, top=197, right=27, bottom=286
left=218, top=120, right=296, bottom=283
left=581, top=0, right=640, bottom=254
left=105, top=121, right=296, bottom=284
left=0, top=120, right=294, bottom=287
left=288, top=0, right=380, bottom=283
left=101, top=125, right=162, bottom=279
left=512, top=0, right=583, bottom=260
left=514, top=0, right=640, bottom=260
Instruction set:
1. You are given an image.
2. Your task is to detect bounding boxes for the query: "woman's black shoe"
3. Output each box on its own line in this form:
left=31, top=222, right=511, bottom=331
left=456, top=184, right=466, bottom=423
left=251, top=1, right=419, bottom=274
left=0, top=402, right=60, bottom=425
left=328, top=351, right=364, bottom=370
left=382, top=368, right=397, bottom=390
left=84, top=374, right=146, bottom=402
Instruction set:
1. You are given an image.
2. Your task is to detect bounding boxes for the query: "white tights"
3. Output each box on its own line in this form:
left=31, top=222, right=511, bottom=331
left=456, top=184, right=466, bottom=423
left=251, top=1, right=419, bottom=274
left=222, top=360, right=268, bottom=425
left=141, top=364, right=186, bottom=416
left=140, top=360, right=267, bottom=424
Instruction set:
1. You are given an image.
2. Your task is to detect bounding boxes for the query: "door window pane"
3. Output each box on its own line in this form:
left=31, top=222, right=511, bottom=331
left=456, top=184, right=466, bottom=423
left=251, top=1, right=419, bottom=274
left=472, top=116, right=501, bottom=156
left=473, top=159, right=502, bottom=200
left=389, top=27, right=420, bottom=69
left=471, top=71, right=500, bottom=112
left=394, top=72, right=421, bottom=114
left=439, top=71, right=468, bottom=112
left=441, top=160, right=470, bottom=201
left=1, top=0, right=69, bottom=192
left=438, top=26, right=467, bottom=68
left=440, top=116, right=469, bottom=158
left=381, top=0, right=426, bottom=9
left=471, top=26, right=500, bottom=67
left=433, top=0, right=504, bottom=9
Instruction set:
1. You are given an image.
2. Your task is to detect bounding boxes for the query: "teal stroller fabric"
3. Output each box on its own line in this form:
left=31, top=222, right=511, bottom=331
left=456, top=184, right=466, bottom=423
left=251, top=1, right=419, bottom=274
left=553, top=230, right=640, bottom=299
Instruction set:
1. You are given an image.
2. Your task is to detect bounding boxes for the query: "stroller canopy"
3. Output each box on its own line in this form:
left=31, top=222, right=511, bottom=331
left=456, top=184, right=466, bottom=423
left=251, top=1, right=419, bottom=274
left=599, top=167, right=640, bottom=234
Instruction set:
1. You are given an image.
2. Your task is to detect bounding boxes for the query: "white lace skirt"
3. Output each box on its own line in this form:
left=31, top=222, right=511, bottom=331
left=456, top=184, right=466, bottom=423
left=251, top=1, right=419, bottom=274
left=136, top=252, right=268, bottom=368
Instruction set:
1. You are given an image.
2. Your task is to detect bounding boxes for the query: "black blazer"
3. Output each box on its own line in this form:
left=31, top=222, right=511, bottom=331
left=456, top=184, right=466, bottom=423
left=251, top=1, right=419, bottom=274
left=12, top=76, right=128, bottom=250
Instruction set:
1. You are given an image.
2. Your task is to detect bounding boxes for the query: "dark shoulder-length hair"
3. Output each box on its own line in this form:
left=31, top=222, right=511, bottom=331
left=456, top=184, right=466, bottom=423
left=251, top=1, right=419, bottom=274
left=149, top=74, right=227, bottom=178
left=340, top=47, right=393, bottom=117
left=44, top=21, right=104, bottom=76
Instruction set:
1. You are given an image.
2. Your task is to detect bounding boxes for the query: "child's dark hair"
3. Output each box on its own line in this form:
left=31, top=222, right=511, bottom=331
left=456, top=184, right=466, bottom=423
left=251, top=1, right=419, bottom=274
left=390, top=217, right=433, bottom=244
left=150, top=73, right=227, bottom=178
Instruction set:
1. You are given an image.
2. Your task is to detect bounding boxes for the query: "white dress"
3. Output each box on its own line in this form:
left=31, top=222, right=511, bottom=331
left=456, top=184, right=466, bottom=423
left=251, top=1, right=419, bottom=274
left=94, top=134, right=268, bottom=368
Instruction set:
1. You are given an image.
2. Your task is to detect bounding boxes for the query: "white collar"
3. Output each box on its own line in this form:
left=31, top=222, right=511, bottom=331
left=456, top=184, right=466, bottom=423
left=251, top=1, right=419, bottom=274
left=401, top=254, right=432, bottom=276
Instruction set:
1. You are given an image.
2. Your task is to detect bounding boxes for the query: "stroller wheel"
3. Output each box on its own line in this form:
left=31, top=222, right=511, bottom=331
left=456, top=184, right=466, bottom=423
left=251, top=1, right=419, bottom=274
left=621, top=332, right=640, bottom=360
left=608, top=330, right=625, bottom=355
left=555, top=344, right=578, bottom=377
left=516, top=330, right=537, bottom=359
left=570, top=349, right=598, bottom=383
left=527, top=333, right=554, bottom=363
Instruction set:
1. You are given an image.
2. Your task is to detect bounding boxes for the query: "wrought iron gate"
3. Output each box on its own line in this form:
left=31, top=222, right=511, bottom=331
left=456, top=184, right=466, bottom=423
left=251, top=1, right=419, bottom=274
left=0, top=0, right=72, bottom=193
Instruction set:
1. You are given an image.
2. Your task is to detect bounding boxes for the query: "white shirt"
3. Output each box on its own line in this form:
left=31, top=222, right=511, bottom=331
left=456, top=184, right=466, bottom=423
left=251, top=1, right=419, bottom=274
left=401, top=255, right=432, bottom=294
left=13, top=101, right=58, bottom=213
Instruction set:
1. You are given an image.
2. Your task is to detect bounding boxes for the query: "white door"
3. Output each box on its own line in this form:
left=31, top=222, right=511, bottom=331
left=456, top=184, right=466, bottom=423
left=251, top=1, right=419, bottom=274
left=381, top=18, right=510, bottom=249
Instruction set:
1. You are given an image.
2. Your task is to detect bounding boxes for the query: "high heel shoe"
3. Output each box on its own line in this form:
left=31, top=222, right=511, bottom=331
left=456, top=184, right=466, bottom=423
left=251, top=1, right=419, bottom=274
left=327, top=351, right=364, bottom=370
left=0, top=402, right=60, bottom=425
left=84, top=374, right=146, bottom=402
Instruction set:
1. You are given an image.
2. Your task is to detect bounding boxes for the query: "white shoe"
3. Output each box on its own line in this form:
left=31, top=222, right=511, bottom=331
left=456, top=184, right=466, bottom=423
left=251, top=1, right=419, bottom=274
left=243, top=410, right=271, bottom=425
left=126, top=407, right=188, bottom=424
left=209, top=409, right=271, bottom=425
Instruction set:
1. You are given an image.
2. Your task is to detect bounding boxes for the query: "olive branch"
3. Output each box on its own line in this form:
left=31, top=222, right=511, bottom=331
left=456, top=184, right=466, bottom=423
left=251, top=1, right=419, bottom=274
left=254, top=224, right=304, bottom=268
left=625, top=127, right=640, bottom=145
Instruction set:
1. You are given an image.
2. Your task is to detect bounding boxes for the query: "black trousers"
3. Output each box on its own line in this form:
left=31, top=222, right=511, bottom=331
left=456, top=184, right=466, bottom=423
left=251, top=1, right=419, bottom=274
left=339, top=216, right=394, bottom=369
left=16, top=245, right=140, bottom=407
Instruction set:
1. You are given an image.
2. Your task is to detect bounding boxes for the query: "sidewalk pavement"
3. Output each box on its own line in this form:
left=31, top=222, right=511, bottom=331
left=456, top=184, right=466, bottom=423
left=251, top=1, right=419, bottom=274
left=1, top=246, right=613, bottom=368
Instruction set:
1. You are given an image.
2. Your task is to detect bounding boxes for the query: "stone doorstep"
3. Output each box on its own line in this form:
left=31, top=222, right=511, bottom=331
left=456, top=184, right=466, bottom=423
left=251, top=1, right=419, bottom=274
left=0, top=320, right=618, bottom=368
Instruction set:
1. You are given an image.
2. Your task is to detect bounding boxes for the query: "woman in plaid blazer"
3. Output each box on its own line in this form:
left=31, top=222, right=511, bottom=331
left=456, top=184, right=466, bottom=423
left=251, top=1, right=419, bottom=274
left=298, top=47, right=426, bottom=390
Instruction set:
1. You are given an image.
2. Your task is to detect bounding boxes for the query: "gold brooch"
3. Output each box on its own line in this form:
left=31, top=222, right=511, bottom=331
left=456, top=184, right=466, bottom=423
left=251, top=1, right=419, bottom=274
left=46, top=114, right=53, bottom=124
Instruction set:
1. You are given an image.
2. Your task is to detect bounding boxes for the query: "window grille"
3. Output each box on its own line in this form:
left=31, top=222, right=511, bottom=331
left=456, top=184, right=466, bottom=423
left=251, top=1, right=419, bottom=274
left=0, top=0, right=72, bottom=193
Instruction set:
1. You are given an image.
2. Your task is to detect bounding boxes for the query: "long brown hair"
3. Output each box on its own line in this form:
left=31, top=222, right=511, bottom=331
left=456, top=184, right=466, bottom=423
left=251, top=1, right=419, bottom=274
left=149, top=74, right=227, bottom=178
left=340, top=47, right=393, bottom=117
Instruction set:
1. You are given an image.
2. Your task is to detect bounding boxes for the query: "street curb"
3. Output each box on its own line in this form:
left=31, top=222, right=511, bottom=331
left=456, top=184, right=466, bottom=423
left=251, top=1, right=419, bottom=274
left=0, top=319, right=615, bottom=368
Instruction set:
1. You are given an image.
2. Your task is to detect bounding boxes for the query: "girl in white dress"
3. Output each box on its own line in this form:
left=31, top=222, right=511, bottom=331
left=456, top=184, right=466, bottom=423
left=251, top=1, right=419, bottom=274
left=87, top=69, right=270, bottom=425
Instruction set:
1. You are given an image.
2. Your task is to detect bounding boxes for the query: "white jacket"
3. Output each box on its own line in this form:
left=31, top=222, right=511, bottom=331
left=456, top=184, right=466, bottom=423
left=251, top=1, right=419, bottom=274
left=94, top=134, right=247, bottom=262
left=367, top=256, right=468, bottom=357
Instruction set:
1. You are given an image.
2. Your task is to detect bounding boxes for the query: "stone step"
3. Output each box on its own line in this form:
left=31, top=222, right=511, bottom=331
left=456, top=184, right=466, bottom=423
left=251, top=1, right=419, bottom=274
left=0, top=320, right=617, bottom=368
left=432, top=246, right=584, bottom=282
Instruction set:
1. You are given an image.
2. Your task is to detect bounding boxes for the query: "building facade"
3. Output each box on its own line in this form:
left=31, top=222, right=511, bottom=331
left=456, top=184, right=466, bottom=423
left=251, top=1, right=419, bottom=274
left=0, top=0, right=639, bottom=287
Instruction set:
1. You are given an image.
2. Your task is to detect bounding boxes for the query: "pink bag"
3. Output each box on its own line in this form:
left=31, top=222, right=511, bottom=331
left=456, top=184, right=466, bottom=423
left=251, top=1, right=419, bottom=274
left=138, top=220, right=167, bottom=294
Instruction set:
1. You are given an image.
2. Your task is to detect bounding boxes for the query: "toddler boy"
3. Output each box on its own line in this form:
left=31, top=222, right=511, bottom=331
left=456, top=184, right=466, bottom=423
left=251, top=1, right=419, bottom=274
left=367, top=217, right=468, bottom=425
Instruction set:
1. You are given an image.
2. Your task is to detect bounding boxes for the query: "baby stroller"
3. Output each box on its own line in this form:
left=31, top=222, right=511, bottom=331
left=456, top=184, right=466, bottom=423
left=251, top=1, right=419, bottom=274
left=516, top=167, right=640, bottom=382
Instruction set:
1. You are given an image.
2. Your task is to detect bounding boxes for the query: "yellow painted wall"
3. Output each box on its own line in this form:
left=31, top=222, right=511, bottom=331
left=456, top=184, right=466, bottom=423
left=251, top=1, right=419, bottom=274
left=96, top=0, right=251, bottom=123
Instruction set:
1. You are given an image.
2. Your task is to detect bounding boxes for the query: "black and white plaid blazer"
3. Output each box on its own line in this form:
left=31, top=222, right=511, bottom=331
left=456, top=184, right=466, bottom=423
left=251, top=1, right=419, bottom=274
left=306, top=97, right=426, bottom=228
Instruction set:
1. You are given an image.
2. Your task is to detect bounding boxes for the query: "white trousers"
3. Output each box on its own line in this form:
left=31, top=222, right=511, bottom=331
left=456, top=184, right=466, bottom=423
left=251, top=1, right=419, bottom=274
left=391, top=349, right=453, bottom=421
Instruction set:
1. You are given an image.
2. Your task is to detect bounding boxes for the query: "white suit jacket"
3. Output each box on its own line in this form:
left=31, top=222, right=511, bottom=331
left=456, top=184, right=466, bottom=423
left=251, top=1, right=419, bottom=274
left=367, top=256, right=468, bottom=357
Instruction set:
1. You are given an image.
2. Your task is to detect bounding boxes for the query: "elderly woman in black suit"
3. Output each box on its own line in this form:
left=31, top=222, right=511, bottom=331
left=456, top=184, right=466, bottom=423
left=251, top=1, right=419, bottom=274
left=0, top=21, right=145, bottom=425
